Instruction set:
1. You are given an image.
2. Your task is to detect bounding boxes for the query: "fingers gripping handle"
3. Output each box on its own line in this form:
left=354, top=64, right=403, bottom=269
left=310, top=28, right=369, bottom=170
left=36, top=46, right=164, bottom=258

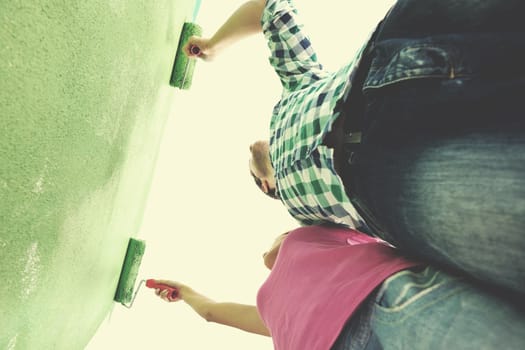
left=146, top=279, right=179, bottom=301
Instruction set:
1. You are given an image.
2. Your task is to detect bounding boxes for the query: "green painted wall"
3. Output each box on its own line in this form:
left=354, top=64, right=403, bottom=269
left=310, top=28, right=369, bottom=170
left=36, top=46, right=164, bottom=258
left=0, top=0, right=195, bottom=348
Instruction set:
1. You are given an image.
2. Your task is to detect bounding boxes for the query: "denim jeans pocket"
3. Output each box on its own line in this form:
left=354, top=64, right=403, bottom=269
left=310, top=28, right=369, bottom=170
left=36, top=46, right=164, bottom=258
left=364, top=42, right=456, bottom=90
left=372, top=267, right=463, bottom=325
left=370, top=267, right=525, bottom=349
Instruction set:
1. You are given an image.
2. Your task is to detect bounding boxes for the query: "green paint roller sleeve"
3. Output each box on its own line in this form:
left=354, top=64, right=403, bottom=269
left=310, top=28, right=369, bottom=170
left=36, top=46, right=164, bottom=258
left=170, top=22, right=203, bottom=89
left=113, top=238, right=146, bottom=305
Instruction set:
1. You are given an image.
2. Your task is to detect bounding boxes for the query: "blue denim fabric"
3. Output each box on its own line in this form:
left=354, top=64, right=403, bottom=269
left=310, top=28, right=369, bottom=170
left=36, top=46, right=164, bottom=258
left=332, top=267, right=525, bottom=350
left=331, top=291, right=382, bottom=350
left=363, top=34, right=525, bottom=90
left=375, top=0, right=525, bottom=39
left=347, top=89, right=525, bottom=295
left=342, top=1, right=525, bottom=297
left=371, top=267, right=525, bottom=349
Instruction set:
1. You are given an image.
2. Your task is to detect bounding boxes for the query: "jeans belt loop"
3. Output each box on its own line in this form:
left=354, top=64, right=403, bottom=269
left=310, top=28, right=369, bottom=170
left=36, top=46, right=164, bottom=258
left=343, top=132, right=362, bottom=165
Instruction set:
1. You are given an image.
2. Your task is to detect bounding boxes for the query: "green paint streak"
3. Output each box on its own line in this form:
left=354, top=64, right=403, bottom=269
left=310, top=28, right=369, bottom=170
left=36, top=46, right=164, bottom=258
left=0, top=0, right=197, bottom=348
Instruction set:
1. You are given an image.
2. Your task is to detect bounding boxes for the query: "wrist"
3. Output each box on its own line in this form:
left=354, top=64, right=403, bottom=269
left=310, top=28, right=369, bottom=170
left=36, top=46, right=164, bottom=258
left=206, top=36, right=223, bottom=56
left=177, top=284, right=193, bottom=301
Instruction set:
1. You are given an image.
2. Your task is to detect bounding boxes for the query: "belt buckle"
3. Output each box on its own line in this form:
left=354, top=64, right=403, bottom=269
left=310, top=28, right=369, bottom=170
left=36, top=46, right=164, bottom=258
left=343, top=132, right=362, bottom=166
left=344, top=132, right=362, bottom=144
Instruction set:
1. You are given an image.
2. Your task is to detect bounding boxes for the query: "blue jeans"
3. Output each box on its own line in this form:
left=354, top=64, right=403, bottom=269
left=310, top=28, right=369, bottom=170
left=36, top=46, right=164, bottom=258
left=331, top=267, right=525, bottom=350
left=342, top=0, right=525, bottom=296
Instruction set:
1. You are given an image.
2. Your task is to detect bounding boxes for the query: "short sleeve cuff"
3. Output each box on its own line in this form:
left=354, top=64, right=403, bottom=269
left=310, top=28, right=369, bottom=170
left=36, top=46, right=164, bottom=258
left=261, top=0, right=296, bottom=33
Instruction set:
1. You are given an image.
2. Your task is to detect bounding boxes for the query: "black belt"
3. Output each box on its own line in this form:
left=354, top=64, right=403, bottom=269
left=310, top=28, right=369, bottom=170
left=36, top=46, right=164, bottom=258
left=332, top=15, right=391, bottom=238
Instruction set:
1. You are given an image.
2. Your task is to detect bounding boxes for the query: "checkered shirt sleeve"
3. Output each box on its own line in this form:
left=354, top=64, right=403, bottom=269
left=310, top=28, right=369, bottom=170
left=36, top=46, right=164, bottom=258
left=262, top=0, right=369, bottom=228
left=261, top=0, right=329, bottom=91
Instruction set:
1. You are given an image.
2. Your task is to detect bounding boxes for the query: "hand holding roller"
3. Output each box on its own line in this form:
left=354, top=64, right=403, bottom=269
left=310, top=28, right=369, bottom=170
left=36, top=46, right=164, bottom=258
left=170, top=22, right=203, bottom=89
left=189, top=45, right=201, bottom=56
left=146, top=279, right=179, bottom=301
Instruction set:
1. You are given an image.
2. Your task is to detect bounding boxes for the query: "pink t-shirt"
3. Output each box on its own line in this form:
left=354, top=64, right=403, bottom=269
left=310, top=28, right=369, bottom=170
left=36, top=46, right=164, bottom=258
left=256, top=226, right=420, bottom=350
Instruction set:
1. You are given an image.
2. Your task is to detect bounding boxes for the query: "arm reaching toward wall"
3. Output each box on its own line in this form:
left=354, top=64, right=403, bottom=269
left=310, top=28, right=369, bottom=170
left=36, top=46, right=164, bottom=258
left=184, top=0, right=266, bottom=60
left=151, top=279, right=271, bottom=337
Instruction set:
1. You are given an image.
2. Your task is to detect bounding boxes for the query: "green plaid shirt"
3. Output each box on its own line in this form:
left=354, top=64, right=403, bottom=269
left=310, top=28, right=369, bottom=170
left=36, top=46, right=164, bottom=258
left=262, top=0, right=367, bottom=228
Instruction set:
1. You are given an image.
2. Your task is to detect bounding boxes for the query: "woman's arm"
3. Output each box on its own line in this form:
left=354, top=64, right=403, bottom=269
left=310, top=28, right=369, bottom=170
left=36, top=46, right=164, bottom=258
left=184, top=0, right=267, bottom=60
left=209, top=0, right=266, bottom=50
left=153, top=279, right=271, bottom=337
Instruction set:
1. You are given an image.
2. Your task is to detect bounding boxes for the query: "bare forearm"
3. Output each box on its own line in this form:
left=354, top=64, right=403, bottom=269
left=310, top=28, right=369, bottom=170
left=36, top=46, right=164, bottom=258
left=181, top=286, right=270, bottom=336
left=209, top=0, right=266, bottom=53
left=180, top=286, right=217, bottom=320
left=205, top=302, right=270, bottom=336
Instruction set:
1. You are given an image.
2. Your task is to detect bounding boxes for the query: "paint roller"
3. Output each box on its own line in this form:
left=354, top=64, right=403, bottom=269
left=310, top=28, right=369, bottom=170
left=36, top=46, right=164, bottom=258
left=170, top=22, right=203, bottom=90
left=113, top=238, right=179, bottom=308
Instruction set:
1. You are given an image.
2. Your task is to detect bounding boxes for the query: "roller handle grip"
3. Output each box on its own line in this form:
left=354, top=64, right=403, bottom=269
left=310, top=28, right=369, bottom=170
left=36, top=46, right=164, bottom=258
left=146, top=279, right=179, bottom=301
left=189, top=45, right=201, bottom=56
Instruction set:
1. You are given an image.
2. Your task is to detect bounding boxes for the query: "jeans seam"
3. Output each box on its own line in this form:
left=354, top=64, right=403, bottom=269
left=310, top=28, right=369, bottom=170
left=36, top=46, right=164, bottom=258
left=392, top=271, right=442, bottom=306
left=377, top=267, right=431, bottom=301
left=363, top=74, right=470, bottom=90
left=373, top=286, right=463, bottom=325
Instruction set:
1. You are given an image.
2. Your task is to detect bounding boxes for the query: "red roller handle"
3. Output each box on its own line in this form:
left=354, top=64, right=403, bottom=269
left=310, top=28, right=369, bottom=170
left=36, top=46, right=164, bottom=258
left=189, top=45, right=201, bottom=56
left=146, top=279, right=179, bottom=301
